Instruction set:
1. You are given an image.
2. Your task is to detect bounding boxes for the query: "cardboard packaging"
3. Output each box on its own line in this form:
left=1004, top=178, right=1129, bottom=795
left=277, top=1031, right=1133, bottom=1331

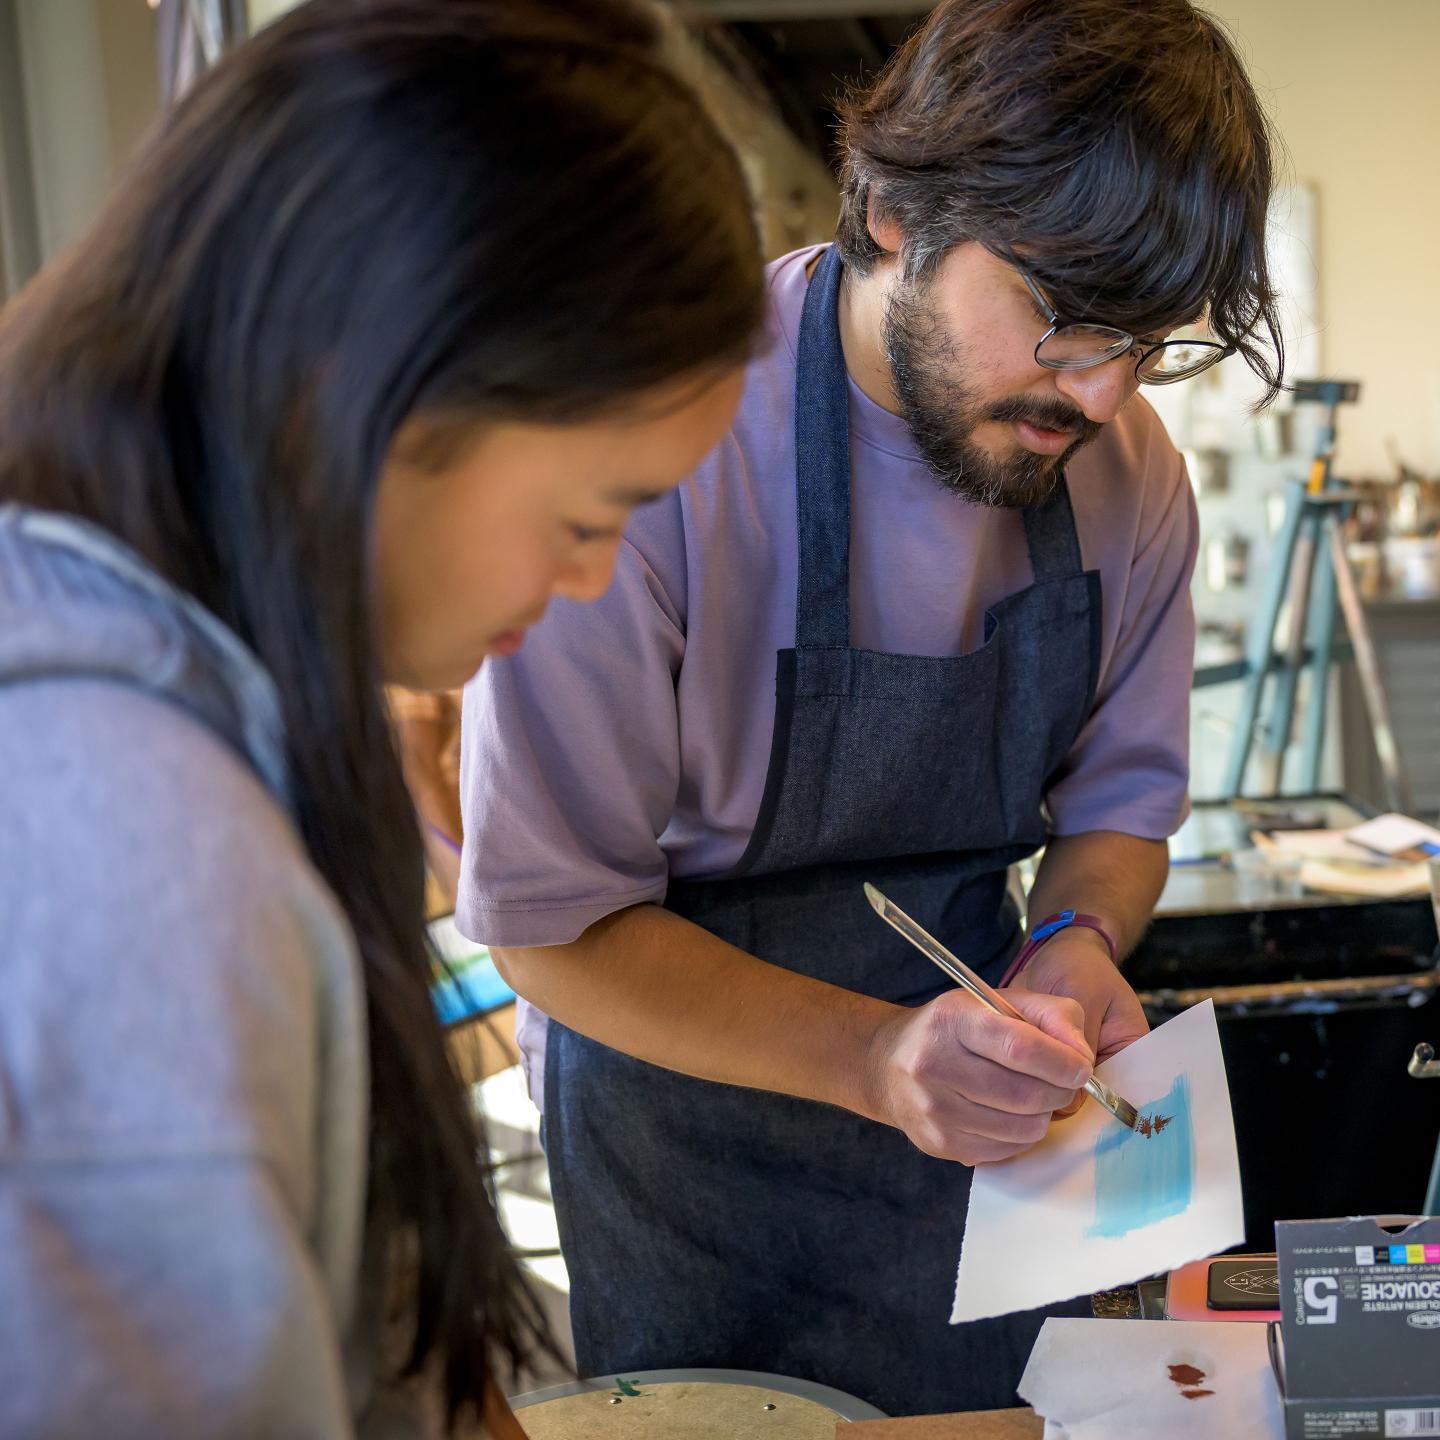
left=1272, top=1216, right=1440, bottom=1438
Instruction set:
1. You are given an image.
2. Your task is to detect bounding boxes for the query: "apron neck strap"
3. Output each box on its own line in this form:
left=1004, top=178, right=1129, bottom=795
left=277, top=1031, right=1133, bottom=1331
left=793, top=245, right=853, bottom=650
left=1020, top=478, right=1085, bottom=583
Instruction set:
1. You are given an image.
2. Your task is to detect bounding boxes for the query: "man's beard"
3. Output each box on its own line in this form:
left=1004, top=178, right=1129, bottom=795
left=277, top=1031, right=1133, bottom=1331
left=882, top=276, right=1102, bottom=508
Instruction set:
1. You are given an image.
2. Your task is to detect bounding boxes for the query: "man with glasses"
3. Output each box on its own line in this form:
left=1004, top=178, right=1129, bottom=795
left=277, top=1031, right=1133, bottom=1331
left=461, top=0, right=1282, bottom=1415
left=1021, top=272, right=1230, bottom=387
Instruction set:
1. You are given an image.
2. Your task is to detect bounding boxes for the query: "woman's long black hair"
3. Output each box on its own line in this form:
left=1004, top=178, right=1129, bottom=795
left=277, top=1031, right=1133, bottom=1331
left=0, top=0, right=763, bottom=1421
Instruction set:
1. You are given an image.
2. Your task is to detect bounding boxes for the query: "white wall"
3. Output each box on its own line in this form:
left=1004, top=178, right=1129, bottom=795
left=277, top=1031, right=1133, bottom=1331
left=1207, top=0, right=1440, bottom=479
left=95, top=0, right=161, bottom=171
left=245, top=0, right=293, bottom=30
left=0, top=1, right=40, bottom=296
left=13, top=0, right=111, bottom=263
left=2, top=0, right=158, bottom=275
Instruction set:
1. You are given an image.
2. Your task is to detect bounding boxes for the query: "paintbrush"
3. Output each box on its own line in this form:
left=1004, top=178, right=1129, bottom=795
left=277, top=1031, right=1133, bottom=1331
left=863, top=882, right=1141, bottom=1131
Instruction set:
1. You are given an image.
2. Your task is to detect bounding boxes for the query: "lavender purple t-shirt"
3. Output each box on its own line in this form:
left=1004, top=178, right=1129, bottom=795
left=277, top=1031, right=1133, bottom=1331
left=458, top=245, right=1198, bottom=1088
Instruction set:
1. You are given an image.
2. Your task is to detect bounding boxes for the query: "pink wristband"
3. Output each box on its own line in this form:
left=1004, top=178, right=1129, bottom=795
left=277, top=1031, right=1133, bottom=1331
left=1000, top=909, right=1116, bottom=987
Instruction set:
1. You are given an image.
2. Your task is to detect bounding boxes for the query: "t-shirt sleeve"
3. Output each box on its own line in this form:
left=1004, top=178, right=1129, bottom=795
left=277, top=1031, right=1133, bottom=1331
left=0, top=680, right=363, bottom=1439
left=458, top=521, right=687, bottom=948
left=1044, top=422, right=1199, bottom=840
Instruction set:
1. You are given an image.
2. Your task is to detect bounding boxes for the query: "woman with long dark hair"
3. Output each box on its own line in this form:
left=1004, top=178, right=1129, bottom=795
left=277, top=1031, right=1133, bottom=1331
left=0, top=1, right=762, bottom=1434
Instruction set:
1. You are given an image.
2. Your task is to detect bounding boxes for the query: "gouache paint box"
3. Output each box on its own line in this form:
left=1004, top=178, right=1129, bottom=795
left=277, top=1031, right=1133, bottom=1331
left=1271, top=1216, right=1440, bottom=1438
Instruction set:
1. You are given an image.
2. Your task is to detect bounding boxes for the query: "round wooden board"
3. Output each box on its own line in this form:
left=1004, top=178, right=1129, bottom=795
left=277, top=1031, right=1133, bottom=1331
left=520, top=1381, right=843, bottom=1438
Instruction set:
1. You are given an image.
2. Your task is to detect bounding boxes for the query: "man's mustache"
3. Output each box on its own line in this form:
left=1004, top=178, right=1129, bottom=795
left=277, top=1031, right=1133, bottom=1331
left=987, top=397, right=1101, bottom=445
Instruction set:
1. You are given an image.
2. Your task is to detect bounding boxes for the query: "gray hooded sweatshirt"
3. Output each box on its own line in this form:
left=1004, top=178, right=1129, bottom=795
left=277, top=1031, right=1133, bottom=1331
left=0, top=505, right=433, bottom=1437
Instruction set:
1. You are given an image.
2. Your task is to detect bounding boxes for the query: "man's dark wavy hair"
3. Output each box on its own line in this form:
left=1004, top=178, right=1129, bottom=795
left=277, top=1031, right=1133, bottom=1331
left=836, top=0, right=1284, bottom=404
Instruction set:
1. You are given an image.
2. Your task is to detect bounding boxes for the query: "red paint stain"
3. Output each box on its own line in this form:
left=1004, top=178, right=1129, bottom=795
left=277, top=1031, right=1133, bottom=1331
left=1166, top=1363, right=1215, bottom=1400
left=1137, top=1112, right=1175, bottom=1138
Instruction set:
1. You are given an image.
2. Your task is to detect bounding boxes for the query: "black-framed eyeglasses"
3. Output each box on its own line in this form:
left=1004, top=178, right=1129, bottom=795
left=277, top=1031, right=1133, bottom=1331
left=1020, top=271, right=1232, bottom=385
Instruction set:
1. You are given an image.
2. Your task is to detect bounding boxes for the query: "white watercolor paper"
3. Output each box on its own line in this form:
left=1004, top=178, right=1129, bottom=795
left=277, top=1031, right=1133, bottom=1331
left=1020, top=1318, right=1283, bottom=1440
left=951, top=998, right=1243, bottom=1324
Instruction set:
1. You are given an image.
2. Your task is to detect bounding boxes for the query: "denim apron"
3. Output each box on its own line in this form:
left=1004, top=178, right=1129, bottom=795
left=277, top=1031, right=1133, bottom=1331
left=543, top=246, right=1102, bottom=1415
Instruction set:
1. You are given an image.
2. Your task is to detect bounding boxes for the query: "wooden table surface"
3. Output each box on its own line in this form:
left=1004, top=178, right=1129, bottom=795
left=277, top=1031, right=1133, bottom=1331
left=841, top=1409, right=1043, bottom=1439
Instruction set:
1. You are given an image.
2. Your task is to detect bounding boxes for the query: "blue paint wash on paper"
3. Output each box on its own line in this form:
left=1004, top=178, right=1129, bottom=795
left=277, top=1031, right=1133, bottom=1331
left=1085, top=1074, right=1194, bottom=1239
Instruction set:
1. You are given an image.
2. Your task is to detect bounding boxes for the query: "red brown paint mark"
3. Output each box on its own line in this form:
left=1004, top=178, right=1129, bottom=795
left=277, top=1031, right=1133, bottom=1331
left=1137, top=1111, right=1174, bottom=1138
left=1166, top=1363, right=1215, bottom=1400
